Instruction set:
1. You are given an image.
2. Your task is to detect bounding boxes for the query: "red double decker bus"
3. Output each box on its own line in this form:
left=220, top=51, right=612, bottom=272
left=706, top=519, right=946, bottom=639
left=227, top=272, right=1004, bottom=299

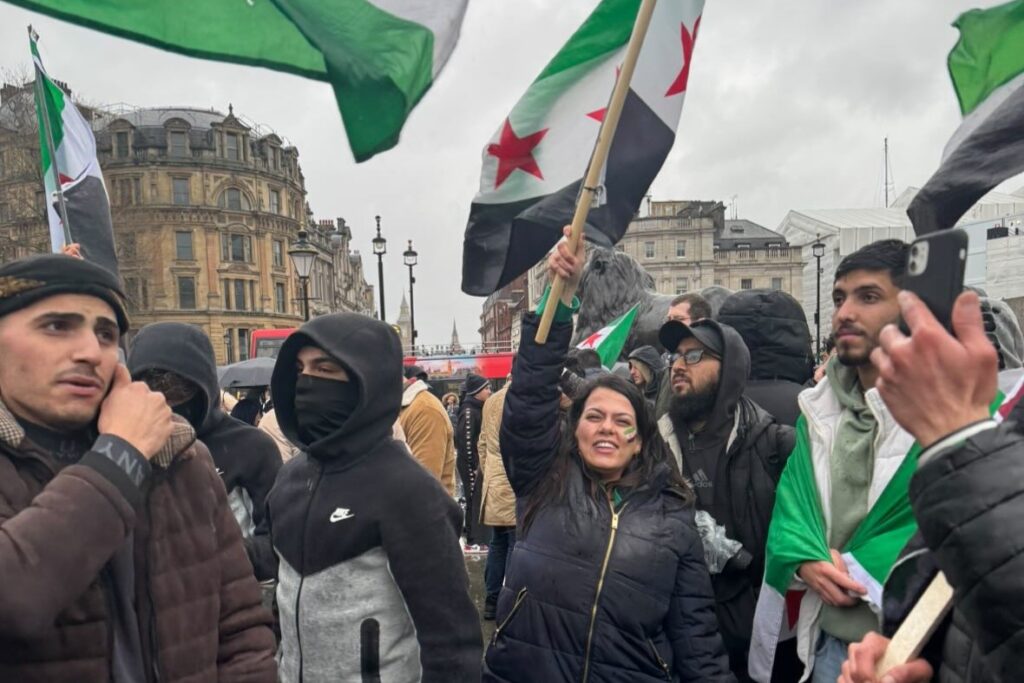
left=250, top=328, right=513, bottom=395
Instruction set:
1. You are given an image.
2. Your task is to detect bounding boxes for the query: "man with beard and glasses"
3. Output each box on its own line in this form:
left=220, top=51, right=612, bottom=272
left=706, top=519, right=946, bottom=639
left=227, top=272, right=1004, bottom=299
left=657, top=316, right=795, bottom=682
left=752, top=239, right=913, bottom=683
left=264, top=313, right=482, bottom=682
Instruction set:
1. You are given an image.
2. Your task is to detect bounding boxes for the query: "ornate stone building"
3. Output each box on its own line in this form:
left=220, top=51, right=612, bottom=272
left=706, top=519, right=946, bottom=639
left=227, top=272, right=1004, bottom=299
left=305, top=217, right=375, bottom=318
left=617, top=200, right=803, bottom=298
left=0, top=83, right=374, bottom=364
left=478, top=273, right=527, bottom=353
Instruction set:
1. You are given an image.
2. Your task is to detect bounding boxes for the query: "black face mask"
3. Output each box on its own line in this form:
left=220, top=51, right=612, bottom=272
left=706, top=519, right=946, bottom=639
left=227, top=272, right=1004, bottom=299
left=294, top=374, right=360, bottom=444
left=172, top=393, right=206, bottom=429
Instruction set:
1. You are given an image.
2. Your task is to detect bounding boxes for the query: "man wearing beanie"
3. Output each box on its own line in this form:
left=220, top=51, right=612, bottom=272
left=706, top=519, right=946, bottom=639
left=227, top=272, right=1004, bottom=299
left=457, top=372, right=491, bottom=550
left=266, top=313, right=481, bottom=681
left=0, top=254, right=275, bottom=682
left=400, top=364, right=457, bottom=493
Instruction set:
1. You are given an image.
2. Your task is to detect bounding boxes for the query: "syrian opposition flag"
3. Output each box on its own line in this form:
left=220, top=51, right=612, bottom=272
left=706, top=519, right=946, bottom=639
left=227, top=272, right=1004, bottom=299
left=576, top=304, right=639, bottom=368
left=30, top=31, right=118, bottom=275
left=461, top=0, right=705, bottom=295
left=9, top=0, right=468, bottom=162
left=908, top=0, right=1024, bottom=233
left=749, top=391, right=1012, bottom=682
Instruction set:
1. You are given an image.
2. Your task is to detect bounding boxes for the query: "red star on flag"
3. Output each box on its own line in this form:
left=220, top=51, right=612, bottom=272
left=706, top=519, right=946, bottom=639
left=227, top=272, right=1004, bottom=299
left=665, top=16, right=701, bottom=97
left=58, top=172, right=74, bottom=185
left=587, top=65, right=622, bottom=122
left=487, top=118, right=549, bottom=189
left=580, top=330, right=602, bottom=348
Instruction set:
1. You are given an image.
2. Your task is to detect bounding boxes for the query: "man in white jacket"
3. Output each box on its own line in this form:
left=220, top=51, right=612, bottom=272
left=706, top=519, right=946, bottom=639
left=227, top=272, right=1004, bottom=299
left=778, top=240, right=913, bottom=683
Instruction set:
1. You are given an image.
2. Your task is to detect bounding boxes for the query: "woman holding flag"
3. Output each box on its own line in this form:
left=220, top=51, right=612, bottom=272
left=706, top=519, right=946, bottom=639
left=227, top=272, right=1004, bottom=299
left=483, top=226, right=733, bottom=682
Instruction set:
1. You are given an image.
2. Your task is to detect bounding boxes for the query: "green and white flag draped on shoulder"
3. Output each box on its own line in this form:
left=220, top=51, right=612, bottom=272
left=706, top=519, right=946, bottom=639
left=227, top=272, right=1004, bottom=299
left=576, top=304, right=639, bottom=369
left=30, top=31, right=118, bottom=274
left=8, top=0, right=468, bottom=162
left=748, top=393, right=1009, bottom=682
left=908, top=0, right=1024, bottom=232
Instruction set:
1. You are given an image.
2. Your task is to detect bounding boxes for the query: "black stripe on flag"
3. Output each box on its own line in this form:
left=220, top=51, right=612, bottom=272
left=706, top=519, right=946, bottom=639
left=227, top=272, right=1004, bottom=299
left=462, top=89, right=676, bottom=296
left=908, top=84, right=1024, bottom=234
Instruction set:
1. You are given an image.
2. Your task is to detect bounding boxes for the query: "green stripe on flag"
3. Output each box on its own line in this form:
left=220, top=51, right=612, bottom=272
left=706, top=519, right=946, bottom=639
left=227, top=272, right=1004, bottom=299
left=949, top=0, right=1024, bottom=116
left=535, top=0, right=640, bottom=82
left=10, top=0, right=446, bottom=161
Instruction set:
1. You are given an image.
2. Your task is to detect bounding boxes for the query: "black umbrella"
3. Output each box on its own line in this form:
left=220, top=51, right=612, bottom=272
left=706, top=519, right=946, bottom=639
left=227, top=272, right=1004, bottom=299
left=219, top=357, right=276, bottom=389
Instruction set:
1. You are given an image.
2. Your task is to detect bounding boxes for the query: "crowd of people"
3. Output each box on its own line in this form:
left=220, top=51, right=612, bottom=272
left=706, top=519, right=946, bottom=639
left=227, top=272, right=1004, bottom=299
left=0, top=225, right=1022, bottom=682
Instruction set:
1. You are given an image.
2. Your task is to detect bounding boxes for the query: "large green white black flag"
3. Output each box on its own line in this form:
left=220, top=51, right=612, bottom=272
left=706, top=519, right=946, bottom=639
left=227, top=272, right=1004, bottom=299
left=908, top=0, right=1024, bottom=233
left=461, top=0, right=705, bottom=296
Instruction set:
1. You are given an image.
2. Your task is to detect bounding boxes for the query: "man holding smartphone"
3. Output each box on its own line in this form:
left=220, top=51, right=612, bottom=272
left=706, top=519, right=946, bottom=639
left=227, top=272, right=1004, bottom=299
left=753, top=240, right=914, bottom=683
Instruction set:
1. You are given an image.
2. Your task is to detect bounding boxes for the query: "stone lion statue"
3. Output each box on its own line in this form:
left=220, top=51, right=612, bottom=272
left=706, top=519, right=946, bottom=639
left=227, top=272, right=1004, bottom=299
left=572, top=247, right=732, bottom=360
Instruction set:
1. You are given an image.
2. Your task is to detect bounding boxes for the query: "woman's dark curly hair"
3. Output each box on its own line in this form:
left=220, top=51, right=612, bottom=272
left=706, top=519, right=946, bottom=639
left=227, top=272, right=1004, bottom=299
left=520, top=373, right=692, bottom=534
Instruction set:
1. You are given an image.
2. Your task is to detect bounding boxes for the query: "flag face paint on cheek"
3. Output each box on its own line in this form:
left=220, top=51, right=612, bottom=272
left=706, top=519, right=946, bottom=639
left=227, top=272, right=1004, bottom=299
left=623, top=426, right=637, bottom=443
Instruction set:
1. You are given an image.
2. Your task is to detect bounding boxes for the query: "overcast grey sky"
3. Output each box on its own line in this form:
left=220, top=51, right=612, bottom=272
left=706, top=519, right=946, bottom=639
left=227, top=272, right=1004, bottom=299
left=0, top=1, right=1008, bottom=345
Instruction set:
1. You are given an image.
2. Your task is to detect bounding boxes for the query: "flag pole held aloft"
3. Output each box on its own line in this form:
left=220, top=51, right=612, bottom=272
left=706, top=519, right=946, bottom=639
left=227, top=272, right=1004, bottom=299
left=535, top=0, right=659, bottom=344
left=29, top=25, right=73, bottom=247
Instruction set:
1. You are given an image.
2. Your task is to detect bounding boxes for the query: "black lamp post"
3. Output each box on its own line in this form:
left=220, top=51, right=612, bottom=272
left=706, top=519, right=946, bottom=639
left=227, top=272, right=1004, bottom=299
left=288, top=229, right=317, bottom=321
left=403, top=240, right=418, bottom=354
left=372, top=215, right=387, bottom=321
left=812, top=234, right=826, bottom=358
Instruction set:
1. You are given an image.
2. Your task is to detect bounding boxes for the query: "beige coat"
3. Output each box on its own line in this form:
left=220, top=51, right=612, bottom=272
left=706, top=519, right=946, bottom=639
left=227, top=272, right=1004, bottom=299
left=257, top=408, right=297, bottom=462
left=399, top=381, right=457, bottom=495
left=478, top=384, right=516, bottom=527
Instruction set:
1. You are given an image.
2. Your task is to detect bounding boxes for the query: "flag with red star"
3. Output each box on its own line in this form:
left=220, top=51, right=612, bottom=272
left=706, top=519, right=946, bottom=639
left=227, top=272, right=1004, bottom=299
left=576, top=304, right=639, bottom=368
left=462, top=0, right=705, bottom=296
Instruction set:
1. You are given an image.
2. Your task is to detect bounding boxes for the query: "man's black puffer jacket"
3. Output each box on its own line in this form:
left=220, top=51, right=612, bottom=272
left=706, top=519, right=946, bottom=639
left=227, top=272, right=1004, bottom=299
left=882, top=414, right=1024, bottom=682
left=483, top=312, right=734, bottom=683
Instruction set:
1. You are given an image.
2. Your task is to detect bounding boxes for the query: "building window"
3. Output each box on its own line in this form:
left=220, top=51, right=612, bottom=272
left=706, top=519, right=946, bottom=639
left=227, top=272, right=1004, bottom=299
left=238, top=329, right=250, bottom=361
left=172, top=177, right=190, bottom=205
left=116, top=178, right=140, bottom=206
left=226, top=133, right=240, bottom=161
left=714, top=279, right=722, bottom=286
left=175, top=231, right=193, bottom=260
left=644, top=241, right=655, bottom=259
left=115, top=131, right=130, bottom=158
left=269, top=189, right=280, bottom=214
left=272, top=239, right=284, bottom=267
left=676, top=240, right=686, bottom=258
left=741, top=278, right=753, bottom=290
left=271, top=148, right=280, bottom=170
left=675, top=280, right=688, bottom=295
left=221, top=234, right=252, bottom=262
left=224, top=329, right=235, bottom=363
left=275, top=282, right=286, bottom=313
left=169, top=131, right=187, bottom=158
left=178, top=276, right=196, bottom=309
left=0, top=203, right=9, bottom=223
left=219, top=187, right=251, bottom=211
left=233, top=279, right=247, bottom=311
left=771, top=277, right=783, bottom=290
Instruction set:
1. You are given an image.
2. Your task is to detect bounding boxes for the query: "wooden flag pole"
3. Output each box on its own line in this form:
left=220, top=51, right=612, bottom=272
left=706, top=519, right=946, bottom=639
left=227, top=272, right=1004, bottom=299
left=534, top=0, right=659, bottom=344
left=876, top=571, right=955, bottom=677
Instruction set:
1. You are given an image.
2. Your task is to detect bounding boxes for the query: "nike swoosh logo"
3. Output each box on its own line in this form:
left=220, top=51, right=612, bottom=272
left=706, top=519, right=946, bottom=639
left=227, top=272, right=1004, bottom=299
left=329, top=507, right=354, bottom=523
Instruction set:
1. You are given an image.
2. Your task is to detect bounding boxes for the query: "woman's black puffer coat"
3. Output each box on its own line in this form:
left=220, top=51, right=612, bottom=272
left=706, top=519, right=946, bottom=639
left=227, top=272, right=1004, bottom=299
left=484, top=311, right=734, bottom=683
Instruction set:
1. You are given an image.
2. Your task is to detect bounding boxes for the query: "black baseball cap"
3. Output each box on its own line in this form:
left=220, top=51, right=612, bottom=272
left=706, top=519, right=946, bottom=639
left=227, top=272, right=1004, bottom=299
left=659, top=319, right=725, bottom=357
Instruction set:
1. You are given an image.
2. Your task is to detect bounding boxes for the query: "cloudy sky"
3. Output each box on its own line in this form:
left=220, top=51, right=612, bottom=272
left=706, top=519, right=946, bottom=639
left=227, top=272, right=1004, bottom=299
left=0, top=0, right=1007, bottom=346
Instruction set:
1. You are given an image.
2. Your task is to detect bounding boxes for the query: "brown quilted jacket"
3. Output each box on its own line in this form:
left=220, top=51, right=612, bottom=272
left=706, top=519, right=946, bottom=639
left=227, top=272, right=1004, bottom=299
left=0, top=400, right=277, bottom=682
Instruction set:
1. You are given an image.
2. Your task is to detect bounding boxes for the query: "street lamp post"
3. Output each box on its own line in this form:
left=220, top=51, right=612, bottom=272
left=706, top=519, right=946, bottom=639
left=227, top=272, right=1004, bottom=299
left=812, top=235, right=826, bottom=358
left=372, top=215, right=387, bottom=321
left=288, top=229, right=317, bottom=322
left=403, top=240, right=418, bottom=355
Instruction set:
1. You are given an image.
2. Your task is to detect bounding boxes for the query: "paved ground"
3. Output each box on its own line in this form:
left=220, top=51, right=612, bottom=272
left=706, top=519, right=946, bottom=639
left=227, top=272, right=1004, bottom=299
left=466, top=552, right=497, bottom=643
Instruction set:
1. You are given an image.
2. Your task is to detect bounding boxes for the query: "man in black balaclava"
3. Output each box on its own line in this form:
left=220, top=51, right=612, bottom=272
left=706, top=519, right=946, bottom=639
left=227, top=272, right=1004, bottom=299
left=266, top=313, right=481, bottom=682
left=128, top=323, right=282, bottom=580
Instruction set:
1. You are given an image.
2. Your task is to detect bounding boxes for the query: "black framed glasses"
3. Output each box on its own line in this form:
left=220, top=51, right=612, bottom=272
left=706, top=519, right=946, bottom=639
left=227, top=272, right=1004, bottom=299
left=670, top=348, right=719, bottom=366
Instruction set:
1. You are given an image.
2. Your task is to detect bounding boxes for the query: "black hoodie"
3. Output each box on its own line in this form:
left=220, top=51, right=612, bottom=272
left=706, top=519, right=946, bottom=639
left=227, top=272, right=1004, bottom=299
left=127, top=322, right=282, bottom=580
left=718, top=289, right=814, bottom=426
left=266, top=313, right=482, bottom=682
left=657, top=321, right=795, bottom=676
